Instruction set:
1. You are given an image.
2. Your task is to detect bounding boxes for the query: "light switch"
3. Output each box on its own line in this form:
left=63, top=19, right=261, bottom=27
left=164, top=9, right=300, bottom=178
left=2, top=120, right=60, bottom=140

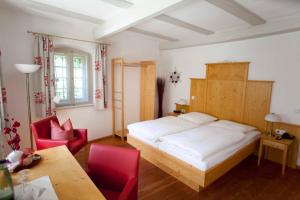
left=191, top=96, right=195, bottom=100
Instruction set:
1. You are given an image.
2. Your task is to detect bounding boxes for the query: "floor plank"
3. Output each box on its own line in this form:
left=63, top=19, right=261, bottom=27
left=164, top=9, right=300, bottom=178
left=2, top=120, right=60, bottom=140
left=75, top=136, right=300, bottom=200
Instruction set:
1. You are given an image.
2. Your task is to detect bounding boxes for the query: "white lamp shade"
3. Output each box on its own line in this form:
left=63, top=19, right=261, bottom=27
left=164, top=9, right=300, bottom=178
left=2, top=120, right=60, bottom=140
left=177, top=99, right=188, bottom=105
left=53, top=96, right=61, bottom=104
left=15, top=64, right=40, bottom=74
left=265, top=113, right=281, bottom=122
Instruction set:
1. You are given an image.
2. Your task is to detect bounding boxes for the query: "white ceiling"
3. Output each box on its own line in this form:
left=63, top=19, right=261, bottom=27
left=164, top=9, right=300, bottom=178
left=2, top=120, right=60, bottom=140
left=30, top=0, right=126, bottom=21
left=1, top=0, right=300, bottom=49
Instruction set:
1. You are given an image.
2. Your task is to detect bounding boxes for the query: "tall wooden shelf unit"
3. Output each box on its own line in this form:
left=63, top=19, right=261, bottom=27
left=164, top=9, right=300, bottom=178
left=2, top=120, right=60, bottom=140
left=112, top=58, right=156, bottom=141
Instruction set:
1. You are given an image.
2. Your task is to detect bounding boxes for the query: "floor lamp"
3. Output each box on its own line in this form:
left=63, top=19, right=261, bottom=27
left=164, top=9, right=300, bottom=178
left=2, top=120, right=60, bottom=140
left=15, top=64, right=40, bottom=149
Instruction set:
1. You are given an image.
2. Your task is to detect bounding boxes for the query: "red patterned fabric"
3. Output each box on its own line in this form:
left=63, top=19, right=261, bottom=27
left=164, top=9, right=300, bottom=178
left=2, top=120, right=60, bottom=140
left=33, top=35, right=56, bottom=117
left=94, top=44, right=108, bottom=109
left=87, top=144, right=140, bottom=200
left=31, top=116, right=87, bottom=155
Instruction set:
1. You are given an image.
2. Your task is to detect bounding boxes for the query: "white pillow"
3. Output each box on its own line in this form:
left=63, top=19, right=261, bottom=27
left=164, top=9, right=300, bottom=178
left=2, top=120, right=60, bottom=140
left=178, top=112, right=217, bottom=125
left=208, top=120, right=256, bottom=133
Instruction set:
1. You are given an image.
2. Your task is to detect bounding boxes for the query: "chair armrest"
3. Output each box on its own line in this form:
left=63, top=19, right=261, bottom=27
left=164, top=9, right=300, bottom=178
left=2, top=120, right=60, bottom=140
left=36, top=139, right=69, bottom=150
left=119, top=178, right=138, bottom=200
left=74, top=129, right=87, bottom=144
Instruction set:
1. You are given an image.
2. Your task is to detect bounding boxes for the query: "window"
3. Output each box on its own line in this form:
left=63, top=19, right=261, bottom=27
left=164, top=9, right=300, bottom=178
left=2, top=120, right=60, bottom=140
left=54, top=48, right=92, bottom=106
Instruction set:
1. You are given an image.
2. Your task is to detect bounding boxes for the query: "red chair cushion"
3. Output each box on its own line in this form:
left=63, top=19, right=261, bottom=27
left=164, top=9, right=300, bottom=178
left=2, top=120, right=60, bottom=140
left=50, top=119, right=75, bottom=141
left=68, top=138, right=86, bottom=154
left=87, top=144, right=140, bottom=200
left=100, top=188, right=120, bottom=200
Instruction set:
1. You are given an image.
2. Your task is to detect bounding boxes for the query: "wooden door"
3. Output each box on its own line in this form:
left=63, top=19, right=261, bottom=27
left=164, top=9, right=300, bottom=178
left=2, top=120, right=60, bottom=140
left=140, top=61, right=156, bottom=121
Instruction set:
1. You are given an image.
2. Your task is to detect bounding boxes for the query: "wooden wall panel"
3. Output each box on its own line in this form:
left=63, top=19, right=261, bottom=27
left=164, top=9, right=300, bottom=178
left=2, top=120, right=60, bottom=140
left=189, top=78, right=205, bottom=112
left=205, top=80, right=246, bottom=121
left=205, top=62, right=248, bottom=122
left=206, top=62, right=249, bottom=81
left=243, top=81, right=273, bottom=132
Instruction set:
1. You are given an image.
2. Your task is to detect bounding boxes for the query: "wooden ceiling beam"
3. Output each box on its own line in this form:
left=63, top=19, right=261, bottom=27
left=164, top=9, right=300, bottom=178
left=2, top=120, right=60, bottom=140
left=94, top=0, right=190, bottom=39
left=160, top=13, right=300, bottom=50
left=128, top=27, right=179, bottom=41
left=206, top=0, right=266, bottom=26
left=155, top=14, right=214, bottom=35
left=99, top=0, right=133, bottom=9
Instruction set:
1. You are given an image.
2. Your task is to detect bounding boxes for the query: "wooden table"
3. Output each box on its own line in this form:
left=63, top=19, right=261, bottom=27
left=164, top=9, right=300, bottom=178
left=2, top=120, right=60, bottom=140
left=12, top=146, right=106, bottom=200
left=257, top=134, right=293, bottom=175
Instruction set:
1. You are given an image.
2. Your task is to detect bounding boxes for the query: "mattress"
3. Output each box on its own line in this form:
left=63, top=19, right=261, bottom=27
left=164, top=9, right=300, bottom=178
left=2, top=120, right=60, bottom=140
left=159, top=125, right=247, bottom=160
left=128, top=128, right=159, bottom=148
left=127, top=116, right=199, bottom=142
left=158, top=130, right=260, bottom=171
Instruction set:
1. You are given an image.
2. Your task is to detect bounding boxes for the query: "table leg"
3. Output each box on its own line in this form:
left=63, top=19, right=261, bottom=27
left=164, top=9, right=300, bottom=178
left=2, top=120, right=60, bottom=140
left=257, top=140, right=263, bottom=166
left=282, top=147, right=288, bottom=176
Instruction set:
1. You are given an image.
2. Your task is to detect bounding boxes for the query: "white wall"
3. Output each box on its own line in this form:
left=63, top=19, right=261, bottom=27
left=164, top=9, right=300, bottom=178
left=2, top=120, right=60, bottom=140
left=0, top=6, right=160, bottom=149
left=160, top=31, right=300, bottom=125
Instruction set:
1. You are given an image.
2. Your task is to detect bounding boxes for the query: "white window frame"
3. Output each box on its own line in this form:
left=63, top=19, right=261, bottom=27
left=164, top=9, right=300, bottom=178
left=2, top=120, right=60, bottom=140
left=54, top=48, right=92, bottom=107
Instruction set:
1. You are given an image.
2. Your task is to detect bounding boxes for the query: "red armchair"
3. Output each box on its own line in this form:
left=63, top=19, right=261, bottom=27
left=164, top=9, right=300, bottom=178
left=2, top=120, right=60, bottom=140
left=87, top=144, right=140, bottom=200
left=31, top=116, right=87, bottom=155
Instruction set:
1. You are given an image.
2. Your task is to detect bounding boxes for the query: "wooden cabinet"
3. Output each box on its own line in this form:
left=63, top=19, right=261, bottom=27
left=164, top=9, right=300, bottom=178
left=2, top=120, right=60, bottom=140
left=112, top=59, right=156, bottom=141
left=140, top=61, right=156, bottom=121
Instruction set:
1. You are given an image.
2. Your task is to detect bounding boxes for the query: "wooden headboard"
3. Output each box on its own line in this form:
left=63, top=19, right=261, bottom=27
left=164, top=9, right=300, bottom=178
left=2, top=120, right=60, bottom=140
left=190, top=62, right=273, bottom=132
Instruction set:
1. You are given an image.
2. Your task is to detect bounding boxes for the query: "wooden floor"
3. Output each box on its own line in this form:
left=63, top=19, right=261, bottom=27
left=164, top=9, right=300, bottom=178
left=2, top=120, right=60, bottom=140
left=75, top=136, right=300, bottom=200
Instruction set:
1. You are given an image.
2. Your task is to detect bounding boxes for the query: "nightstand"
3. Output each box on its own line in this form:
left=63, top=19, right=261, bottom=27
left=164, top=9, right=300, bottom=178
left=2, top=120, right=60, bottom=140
left=257, top=134, right=293, bottom=175
left=167, top=112, right=182, bottom=117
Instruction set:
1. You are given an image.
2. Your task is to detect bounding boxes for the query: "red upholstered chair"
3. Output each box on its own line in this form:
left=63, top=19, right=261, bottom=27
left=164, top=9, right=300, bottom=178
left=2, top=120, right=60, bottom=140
left=31, top=116, right=87, bottom=155
left=87, top=144, right=140, bottom=200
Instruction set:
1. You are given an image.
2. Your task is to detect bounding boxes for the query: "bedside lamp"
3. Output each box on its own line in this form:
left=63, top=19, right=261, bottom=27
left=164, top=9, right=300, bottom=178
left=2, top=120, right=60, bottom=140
left=265, top=113, right=281, bottom=136
left=15, top=64, right=40, bottom=148
left=176, top=99, right=188, bottom=114
left=177, top=99, right=187, bottom=105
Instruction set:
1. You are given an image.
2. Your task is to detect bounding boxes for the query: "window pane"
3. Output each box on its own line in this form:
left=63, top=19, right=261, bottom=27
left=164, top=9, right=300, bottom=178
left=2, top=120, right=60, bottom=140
left=74, top=57, right=82, bottom=68
left=54, top=53, right=69, bottom=101
left=54, top=55, right=62, bottom=66
left=73, top=56, right=87, bottom=101
left=74, top=68, right=82, bottom=78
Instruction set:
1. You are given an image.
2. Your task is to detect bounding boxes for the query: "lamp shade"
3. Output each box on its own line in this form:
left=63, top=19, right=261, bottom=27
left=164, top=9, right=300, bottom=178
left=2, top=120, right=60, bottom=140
left=53, top=96, right=61, bottom=104
left=264, top=113, right=281, bottom=122
left=15, top=64, right=40, bottom=74
left=177, top=99, right=188, bottom=105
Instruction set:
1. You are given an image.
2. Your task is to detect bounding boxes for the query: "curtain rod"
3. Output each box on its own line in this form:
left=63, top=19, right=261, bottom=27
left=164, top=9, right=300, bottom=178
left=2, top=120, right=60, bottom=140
left=27, top=30, right=111, bottom=46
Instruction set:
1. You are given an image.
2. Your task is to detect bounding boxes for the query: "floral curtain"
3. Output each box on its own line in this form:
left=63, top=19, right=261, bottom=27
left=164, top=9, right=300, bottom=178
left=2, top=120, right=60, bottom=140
left=32, top=35, right=56, bottom=117
left=94, top=44, right=108, bottom=109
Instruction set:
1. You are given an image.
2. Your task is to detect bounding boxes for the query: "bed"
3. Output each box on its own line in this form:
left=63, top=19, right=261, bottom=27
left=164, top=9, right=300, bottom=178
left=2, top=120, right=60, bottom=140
left=158, top=122, right=261, bottom=171
left=127, top=112, right=218, bottom=147
left=127, top=120, right=261, bottom=191
left=128, top=62, right=273, bottom=191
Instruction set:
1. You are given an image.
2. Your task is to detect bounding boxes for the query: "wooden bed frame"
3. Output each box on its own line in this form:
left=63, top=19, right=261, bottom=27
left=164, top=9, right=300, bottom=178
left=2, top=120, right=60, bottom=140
left=128, top=134, right=259, bottom=191
left=128, top=62, right=273, bottom=191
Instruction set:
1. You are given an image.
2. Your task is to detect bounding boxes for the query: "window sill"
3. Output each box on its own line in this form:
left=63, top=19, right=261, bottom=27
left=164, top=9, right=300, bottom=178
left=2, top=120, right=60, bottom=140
left=55, top=103, right=94, bottom=111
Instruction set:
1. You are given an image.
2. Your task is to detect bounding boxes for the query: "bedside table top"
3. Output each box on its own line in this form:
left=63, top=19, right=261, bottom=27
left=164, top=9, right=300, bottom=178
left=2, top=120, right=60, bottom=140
left=167, top=112, right=182, bottom=117
left=261, top=134, right=293, bottom=146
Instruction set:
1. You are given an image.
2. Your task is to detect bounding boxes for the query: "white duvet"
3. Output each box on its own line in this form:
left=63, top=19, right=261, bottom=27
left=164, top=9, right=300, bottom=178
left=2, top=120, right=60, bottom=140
left=159, top=126, right=246, bottom=161
left=127, top=116, right=198, bottom=142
